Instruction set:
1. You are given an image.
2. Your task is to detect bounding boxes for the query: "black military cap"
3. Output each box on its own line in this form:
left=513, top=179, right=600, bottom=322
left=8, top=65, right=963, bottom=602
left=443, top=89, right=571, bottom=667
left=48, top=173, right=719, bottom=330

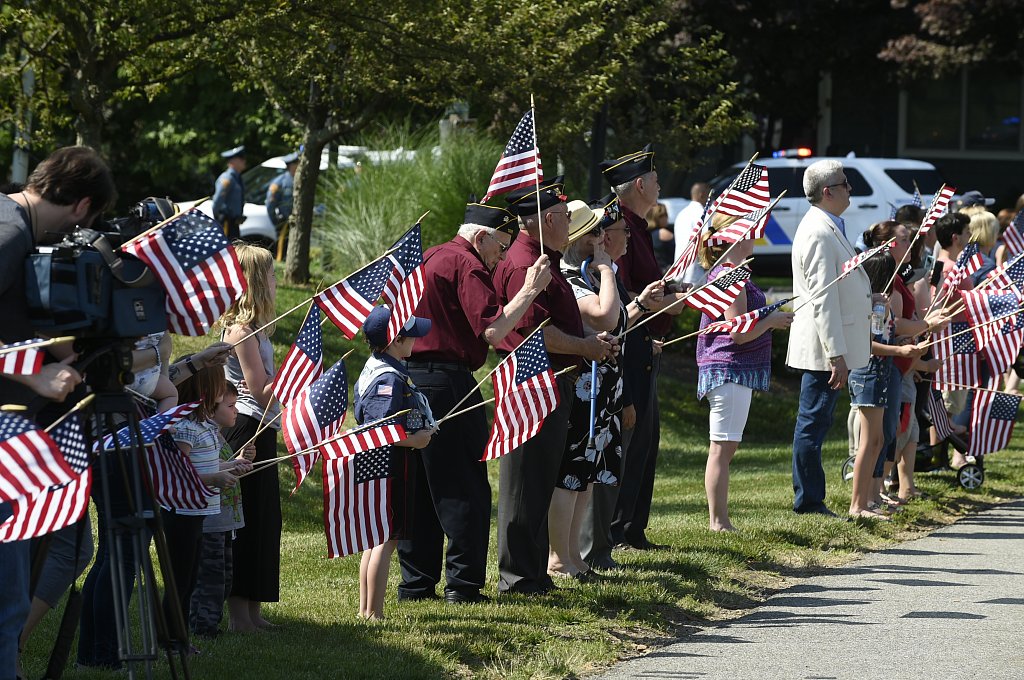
left=599, top=144, right=655, bottom=186
left=505, top=175, right=567, bottom=216
left=589, top=193, right=622, bottom=230
left=221, top=145, right=246, bottom=159
left=464, top=202, right=520, bottom=242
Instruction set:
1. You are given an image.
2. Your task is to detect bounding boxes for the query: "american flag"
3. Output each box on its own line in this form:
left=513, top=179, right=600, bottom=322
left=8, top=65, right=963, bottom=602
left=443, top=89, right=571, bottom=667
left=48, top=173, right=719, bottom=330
left=147, top=432, right=217, bottom=511
left=0, top=411, right=73, bottom=503
left=323, top=443, right=394, bottom=557
left=97, top=401, right=199, bottom=451
left=932, top=322, right=981, bottom=390
left=1002, top=210, right=1024, bottom=256
left=482, top=110, right=543, bottom=202
left=320, top=416, right=406, bottom=460
left=710, top=164, right=770, bottom=218
left=987, top=250, right=1024, bottom=291
left=483, top=329, right=560, bottom=461
left=939, top=242, right=985, bottom=296
left=707, top=203, right=773, bottom=245
left=683, top=266, right=751, bottom=319
left=969, top=389, right=1021, bottom=457
left=700, top=298, right=793, bottom=335
left=664, top=193, right=713, bottom=282
left=315, top=257, right=392, bottom=339
left=383, top=224, right=425, bottom=344
left=911, top=184, right=923, bottom=208
left=926, top=388, right=953, bottom=442
left=960, top=289, right=1023, bottom=374
left=282, top=358, right=348, bottom=490
left=272, top=304, right=323, bottom=407
left=841, top=239, right=892, bottom=277
left=918, top=185, right=956, bottom=236
left=122, top=209, right=246, bottom=336
left=0, top=413, right=92, bottom=542
left=0, top=339, right=45, bottom=375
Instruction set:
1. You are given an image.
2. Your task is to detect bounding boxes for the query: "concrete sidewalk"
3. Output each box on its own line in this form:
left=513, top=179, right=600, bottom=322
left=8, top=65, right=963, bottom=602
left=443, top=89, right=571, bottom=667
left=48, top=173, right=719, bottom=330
left=601, top=500, right=1024, bottom=679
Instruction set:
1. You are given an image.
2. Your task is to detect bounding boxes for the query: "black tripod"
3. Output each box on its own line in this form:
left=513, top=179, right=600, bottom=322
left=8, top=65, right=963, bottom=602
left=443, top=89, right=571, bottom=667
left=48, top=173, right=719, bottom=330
left=75, top=340, right=191, bottom=680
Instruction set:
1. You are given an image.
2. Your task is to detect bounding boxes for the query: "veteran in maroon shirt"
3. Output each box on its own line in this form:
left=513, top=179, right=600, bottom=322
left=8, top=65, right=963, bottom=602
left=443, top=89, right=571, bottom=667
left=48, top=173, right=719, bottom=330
left=397, top=201, right=551, bottom=605
left=491, top=176, right=617, bottom=595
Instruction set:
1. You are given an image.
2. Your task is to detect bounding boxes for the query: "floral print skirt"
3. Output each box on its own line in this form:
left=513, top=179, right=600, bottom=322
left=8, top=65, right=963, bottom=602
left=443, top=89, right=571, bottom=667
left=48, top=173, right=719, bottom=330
left=556, top=360, right=623, bottom=491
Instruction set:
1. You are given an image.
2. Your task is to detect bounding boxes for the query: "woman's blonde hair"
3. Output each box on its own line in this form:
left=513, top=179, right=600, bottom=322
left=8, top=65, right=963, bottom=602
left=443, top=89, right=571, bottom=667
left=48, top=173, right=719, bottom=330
left=646, top=203, right=668, bottom=230
left=218, top=243, right=276, bottom=335
left=969, top=210, right=999, bottom=250
left=696, top=213, right=738, bottom=269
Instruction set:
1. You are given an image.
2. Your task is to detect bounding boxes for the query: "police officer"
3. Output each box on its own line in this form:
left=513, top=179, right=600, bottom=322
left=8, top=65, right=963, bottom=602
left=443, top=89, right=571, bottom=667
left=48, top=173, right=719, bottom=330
left=492, top=178, right=616, bottom=596
left=600, top=145, right=687, bottom=553
left=212, top=145, right=246, bottom=241
left=397, top=201, right=551, bottom=604
left=266, top=152, right=298, bottom=261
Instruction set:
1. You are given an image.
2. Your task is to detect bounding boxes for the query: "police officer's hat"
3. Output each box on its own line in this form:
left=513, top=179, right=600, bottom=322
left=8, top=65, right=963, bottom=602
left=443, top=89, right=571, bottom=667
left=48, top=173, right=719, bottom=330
left=505, top=175, right=567, bottom=217
left=282, top=151, right=300, bottom=165
left=363, top=306, right=432, bottom=349
left=589, top=193, right=623, bottom=230
left=599, top=144, right=656, bottom=186
left=464, top=202, right=520, bottom=242
left=221, top=145, right=246, bottom=160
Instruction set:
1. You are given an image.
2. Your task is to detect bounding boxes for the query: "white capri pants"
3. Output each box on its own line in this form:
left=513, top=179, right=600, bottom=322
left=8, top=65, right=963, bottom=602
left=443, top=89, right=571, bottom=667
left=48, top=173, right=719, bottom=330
left=706, top=382, right=753, bottom=442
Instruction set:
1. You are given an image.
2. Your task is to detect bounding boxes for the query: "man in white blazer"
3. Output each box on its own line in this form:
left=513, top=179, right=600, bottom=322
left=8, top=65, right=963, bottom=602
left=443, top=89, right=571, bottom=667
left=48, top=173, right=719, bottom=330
left=787, top=159, right=872, bottom=515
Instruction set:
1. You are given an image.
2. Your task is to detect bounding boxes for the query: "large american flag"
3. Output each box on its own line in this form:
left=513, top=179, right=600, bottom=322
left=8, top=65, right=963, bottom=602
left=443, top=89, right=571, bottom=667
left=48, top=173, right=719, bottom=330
left=918, top=185, right=956, bottom=236
left=710, top=164, right=769, bottom=218
left=272, top=304, right=323, bottom=407
left=700, top=298, right=792, bottom=336
left=97, top=401, right=199, bottom=451
left=315, top=257, right=392, bottom=339
left=664, top=193, right=713, bottom=282
left=683, top=266, right=751, bottom=319
left=969, top=389, right=1021, bottom=457
left=1000, top=209, right=1024, bottom=258
left=960, top=289, right=1024, bottom=374
left=482, top=110, right=543, bottom=202
left=707, top=203, right=773, bottom=245
left=383, top=224, right=425, bottom=344
left=926, top=388, right=954, bottom=442
left=483, top=329, right=560, bottom=461
left=323, top=443, right=394, bottom=557
left=148, top=433, right=217, bottom=511
left=932, top=321, right=981, bottom=389
left=122, top=209, right=246, bottom=336
left=0, top=413, right=92, bottom=542
left=282, top=358, right=348, bottom=490
left=841, top=239, right=892, bottom=277
left=320, top=416, right=406, bottom=460
left=0, top=339, right=45, bottom=375
left=0, top=411, right=73, bottom=503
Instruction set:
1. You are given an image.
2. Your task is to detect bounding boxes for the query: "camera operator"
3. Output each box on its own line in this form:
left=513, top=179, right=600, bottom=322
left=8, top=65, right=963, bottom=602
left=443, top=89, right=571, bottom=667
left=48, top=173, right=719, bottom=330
left=0, top=147, right=115, bottom=680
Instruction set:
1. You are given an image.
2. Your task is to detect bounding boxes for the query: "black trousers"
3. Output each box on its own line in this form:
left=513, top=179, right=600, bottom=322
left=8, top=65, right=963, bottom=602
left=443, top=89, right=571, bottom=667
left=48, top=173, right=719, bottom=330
left=610, top=337, right=661, bottom=547
left=397, top=367, right=491, bottom=596
left=496, top=375, right=574, bottom=593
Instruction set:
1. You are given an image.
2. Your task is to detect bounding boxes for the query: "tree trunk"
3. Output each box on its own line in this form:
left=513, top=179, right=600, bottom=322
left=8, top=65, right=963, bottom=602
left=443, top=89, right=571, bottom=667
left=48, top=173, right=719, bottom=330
left=284, top=131, right=325, bottom=284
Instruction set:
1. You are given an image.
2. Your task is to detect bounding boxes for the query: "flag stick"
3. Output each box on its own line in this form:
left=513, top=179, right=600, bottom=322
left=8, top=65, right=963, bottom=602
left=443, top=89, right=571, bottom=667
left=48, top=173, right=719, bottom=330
left=231, top=246, right=400, bottom=347
left=239, top=409, right=412, bottom=477
left=43, top=394, right=96, bottom=433
left=439, top=318, right=552, bottom=420
left=926, top=379, right=1017, bottom=396
left=0, top=336, right=76, bottom=356
left=530, top=95, right=544, bottom=253
left=660, top=297, right=797, bottom=350
left=791, top=237, right=896, bottom=314
left=917, top=305, right=1023, bottom=351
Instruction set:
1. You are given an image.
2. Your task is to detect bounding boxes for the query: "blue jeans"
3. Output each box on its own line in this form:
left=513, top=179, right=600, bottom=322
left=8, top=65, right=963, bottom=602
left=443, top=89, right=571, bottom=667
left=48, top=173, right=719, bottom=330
left=792, top=370, right=842, bottom=512
left=0, top=512, right=29, bottom=680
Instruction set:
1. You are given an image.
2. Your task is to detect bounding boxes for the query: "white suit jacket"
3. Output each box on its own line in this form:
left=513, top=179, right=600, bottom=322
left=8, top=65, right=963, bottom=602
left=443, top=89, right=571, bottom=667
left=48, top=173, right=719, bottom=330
left=786, top=206, right=872, bottom=371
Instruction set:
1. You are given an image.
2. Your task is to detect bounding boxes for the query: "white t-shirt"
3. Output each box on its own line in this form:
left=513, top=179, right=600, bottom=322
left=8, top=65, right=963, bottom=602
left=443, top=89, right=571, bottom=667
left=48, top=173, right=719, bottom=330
left=672, top=199, right=707, bottom=285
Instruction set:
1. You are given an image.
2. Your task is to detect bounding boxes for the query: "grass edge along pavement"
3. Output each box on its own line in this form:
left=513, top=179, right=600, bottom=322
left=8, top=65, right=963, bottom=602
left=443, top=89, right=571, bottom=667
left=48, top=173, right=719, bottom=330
left=21, top=274, right=1024, bottom=680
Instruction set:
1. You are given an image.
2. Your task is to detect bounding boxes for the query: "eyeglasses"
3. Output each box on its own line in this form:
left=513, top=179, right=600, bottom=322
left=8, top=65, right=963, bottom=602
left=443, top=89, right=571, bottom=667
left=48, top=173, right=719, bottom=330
left=604, top=226, right=631, bottom=237
left=588, top=226, right=603, bottom=237
left=485, top=232, right=511, bottom=254
left=826, top=179, right=852, bottom=191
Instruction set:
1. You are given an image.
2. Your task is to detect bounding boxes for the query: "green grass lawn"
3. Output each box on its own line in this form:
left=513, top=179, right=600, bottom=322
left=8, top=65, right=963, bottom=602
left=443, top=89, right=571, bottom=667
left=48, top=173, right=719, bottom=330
left=20, top=274, right=1024, bottom=679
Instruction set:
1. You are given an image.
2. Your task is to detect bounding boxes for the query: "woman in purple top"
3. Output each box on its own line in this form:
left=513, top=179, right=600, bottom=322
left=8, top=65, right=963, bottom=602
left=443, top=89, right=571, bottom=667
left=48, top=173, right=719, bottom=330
left=695, top=224, right=793, bottom=531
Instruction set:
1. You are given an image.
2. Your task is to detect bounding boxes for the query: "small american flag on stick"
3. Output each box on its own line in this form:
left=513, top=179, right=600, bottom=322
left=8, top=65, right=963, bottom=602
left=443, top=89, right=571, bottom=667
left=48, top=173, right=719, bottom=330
left=0, top=339, right=45, bottom=375
left=926, top=388, right=953, bottom=442
left=918, top=185, right=956, bottom=236
left=383, top=223, right=425, bottom=344
left=700, top=298, right=793, bottom=336
left=664, top=192, right=713, bottom=282
left=932, top=322, right=981, bottom=390
left=122, top=209, right=246, bottom=336
left=483, top=329, right=560, bottom=461
left=710, top=164, right=769, bottom=218
left=482, top=110, right=543, bottom=202
left=0, top=412, right=73, bottom=503
left=148, top=433, right=217, bottom=511
left=282, top=358, right=349, bottom=490
left=315, top=257, right=393, bottom=339
left=97, top=401, right=199, bottom=451
left=320, top=416, right=406, bottom=460
left=684, top=266, right=751, bottom=319
left=969, top=389, right=1022, bottom=457
left=1002, top=210, right=1024, bottom=256
left=272, top=304, right=323, bottom=407
left=323, top=443, right=394, bottom=557
left=960, top=289, right=1024, bottom=375
left=842, top=239, right=893, bottom=277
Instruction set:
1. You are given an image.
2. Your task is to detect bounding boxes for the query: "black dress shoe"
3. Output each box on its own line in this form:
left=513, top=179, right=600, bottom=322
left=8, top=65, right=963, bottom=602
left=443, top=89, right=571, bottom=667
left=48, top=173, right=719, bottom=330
left=444, top=590, right=491, bottom=604
left=573, top=569, right=605, bottom=583
left=499, top=581, right=550, bottom=597
left=627, top=538, right=670, bottom=551
left=397, top=590, right=439, bottom=602
left=588, top=555, right=622, bottom=571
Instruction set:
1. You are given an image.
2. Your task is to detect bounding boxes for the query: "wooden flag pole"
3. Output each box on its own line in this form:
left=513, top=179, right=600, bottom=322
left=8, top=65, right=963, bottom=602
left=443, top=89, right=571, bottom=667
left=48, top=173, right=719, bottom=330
left=440, top=318, right=552, bottom=421
left=435, top=365, right=578, bottom=426
left=0, top=336, right=76, bottom=356
left=926, top=379, right=1017, bottom=396
left=791, top=237, right=896, bottom=314
left=530, top=95, right=544, bottom=253
left=43, top=394, right=96, bottom=433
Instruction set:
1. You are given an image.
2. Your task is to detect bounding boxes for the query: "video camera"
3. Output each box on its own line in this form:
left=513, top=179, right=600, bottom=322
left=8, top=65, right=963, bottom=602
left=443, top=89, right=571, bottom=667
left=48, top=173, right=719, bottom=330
left=24, top=197, right=175, bottom=338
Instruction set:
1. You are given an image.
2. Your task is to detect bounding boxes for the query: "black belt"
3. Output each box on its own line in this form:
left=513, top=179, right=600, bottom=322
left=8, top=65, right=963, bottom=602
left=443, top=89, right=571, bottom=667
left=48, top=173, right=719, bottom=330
left=406, top=360, right=470, bottom=372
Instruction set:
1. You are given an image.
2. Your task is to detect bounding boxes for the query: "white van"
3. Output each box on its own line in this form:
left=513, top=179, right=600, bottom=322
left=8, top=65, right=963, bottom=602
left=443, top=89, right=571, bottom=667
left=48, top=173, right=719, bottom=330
left=706, top=156, right=944, bottom=261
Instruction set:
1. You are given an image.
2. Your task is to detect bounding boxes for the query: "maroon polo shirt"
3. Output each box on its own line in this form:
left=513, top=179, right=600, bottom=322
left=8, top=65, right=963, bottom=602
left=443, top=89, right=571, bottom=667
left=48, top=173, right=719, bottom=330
left=409, top=236, right=503, bottom=370
left=616, top=203, right=671, bottom=337
left=492, top=233, right=584, bottom=367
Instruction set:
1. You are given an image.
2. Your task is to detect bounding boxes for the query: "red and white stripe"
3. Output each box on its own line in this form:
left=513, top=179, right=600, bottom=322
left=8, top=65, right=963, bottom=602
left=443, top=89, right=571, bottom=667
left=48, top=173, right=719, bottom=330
left=0, top=428, right=73, bottom=504
left=314, top=280, right=377, bottom=339
left=384, top=267, right=425, bottom=344
left=918, top=186, right=956, bottom=236
left=1002, top=222, right=1024, bottom=256
left=711, top=165, right=769, bottom=218
left=968, top=387, right=1021, bottom=457
left=320, top=422, right=406, bottom=460
left=482, top=355, right=559, bottom=461
left=0, top=340, right=44, bottom=375
left=960, top=289, right=1024, bottom=375
left=145, top=436, right=216, bottom=511
left=485, top=151, right=543, bottom=197
left=323, top=457, right=391, bottom=558
left=0, top=468, right=92, bottom=542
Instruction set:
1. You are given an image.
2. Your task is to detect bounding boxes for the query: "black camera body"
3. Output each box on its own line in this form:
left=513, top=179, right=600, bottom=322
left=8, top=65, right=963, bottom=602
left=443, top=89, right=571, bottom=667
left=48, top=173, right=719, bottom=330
left=24, top=198, right=175, bottom=338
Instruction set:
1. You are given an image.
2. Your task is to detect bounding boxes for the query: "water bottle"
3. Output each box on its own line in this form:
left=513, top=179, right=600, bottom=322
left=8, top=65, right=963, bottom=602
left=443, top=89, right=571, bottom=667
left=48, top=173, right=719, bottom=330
left=871, top=302, right=886, bottom=336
